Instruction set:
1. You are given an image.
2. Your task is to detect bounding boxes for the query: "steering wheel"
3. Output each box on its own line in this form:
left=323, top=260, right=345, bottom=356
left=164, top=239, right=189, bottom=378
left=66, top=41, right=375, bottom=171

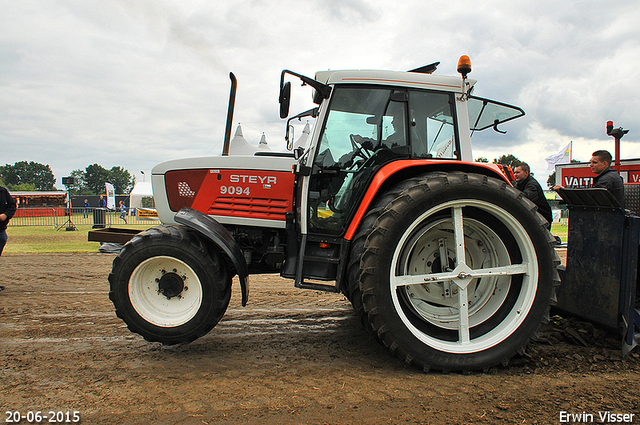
left=349, top=134, right=372, bottom=162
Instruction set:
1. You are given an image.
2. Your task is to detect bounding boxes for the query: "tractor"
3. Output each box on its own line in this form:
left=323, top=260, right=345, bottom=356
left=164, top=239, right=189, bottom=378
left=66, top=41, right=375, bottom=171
left=107, top=56, right=560, bottom=372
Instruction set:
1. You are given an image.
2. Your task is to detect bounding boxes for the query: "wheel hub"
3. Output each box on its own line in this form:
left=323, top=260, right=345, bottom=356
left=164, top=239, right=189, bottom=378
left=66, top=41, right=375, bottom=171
left=431, top=254, right=455, bottom=274
left=157, top=272, right=185, bottom=299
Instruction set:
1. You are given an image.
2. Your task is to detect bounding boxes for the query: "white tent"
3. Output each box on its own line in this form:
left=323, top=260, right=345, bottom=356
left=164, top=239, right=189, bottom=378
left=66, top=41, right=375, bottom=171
left=228, top=124, right=257, bottom=155
left=294, top=122, right=311, bottom=149
left=257, top=133, right=270, bottom=150
left=129, top=181, right=153, bottom=210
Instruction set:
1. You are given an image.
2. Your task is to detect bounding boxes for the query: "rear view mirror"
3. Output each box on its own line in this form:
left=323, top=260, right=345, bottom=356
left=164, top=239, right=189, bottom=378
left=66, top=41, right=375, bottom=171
left=279, top=81, right=291, bottom=119
left=286, top=125, right=295, bottom=150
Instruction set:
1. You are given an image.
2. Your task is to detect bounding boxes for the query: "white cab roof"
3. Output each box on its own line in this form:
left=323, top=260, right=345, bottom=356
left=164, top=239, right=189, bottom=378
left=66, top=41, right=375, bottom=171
left=315, top=69, right=476, bottom=93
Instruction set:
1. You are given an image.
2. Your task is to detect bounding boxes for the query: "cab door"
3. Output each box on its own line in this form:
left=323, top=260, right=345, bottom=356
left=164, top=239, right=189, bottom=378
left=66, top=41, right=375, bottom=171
left=293, top=86, right=409, bottom=290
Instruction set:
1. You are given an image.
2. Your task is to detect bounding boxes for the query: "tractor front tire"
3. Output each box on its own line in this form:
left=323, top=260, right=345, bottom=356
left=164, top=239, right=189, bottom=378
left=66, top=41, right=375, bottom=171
left=359, top=172, right=559, bottom=372
left=109, top=225, right=231, bottom=345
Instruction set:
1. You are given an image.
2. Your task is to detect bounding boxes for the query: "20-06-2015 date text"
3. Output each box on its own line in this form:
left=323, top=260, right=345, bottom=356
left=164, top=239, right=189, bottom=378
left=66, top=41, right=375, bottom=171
left=5, top=411, right=80, bottom=423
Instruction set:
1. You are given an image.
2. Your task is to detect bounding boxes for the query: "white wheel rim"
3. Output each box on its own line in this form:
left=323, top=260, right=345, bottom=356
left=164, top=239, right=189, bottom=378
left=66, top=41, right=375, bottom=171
left=129, top=256, right=203, bottom=327
left=390, top=199, right=538, bottom=354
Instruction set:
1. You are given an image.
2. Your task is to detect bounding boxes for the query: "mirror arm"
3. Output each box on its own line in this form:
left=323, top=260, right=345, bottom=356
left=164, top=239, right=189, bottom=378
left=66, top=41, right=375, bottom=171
left=285, top=107, right=319, bottom=148
left=280, top=70, right=331, bottom=99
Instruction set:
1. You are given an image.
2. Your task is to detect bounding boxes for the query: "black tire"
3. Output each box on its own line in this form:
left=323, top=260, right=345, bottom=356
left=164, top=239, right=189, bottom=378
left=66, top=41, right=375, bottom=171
left=109, top=224, right=231, bottom=345
left=358, top=172, right=560, bottom=372
left=345, top=177, right=429, bottom=335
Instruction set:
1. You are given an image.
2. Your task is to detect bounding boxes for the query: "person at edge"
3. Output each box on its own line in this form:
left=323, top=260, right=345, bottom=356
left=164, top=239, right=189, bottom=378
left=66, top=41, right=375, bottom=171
left=0, top=185, right=17, bottom=291
left=514, top=162, right=553, bottom=229
left=554, top=150, right=624, bottom=207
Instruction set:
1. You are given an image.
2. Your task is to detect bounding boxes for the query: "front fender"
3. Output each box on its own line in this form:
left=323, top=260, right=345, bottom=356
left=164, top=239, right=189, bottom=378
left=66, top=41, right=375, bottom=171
left=174, top=207, right=249, bottom=306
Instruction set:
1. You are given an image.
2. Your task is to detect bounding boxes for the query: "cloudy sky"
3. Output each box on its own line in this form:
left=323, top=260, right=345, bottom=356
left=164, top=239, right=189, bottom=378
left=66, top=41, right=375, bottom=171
left=2, top=0, right=639, bottom=190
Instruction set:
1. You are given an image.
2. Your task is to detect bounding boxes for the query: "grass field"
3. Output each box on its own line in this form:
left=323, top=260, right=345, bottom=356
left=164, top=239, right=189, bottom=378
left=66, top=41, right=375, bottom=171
left=3, top=222, right=570, bottom=254
left=4, top=224, right=150, bottom=254
left=551, top=222, right=567, bottom=242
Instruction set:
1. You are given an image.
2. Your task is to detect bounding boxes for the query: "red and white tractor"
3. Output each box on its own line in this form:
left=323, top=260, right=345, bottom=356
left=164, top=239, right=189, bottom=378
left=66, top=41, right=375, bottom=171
left=107, top=56, right=559, bottom=372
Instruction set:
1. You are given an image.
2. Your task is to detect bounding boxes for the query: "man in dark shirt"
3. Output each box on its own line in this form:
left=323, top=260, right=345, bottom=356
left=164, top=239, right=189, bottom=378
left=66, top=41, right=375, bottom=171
left=0, top=185, right=16, bottom=254
left=514, top=162, right=553, bottom=228
left=0, top=185, right=17, bottom=291
left=590, top=150, right=625, bottom=207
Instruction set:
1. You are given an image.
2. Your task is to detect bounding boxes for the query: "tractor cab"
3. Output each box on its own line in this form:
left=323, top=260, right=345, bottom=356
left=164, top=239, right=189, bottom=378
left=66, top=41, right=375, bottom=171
left=279, top=60, right=525, bottom=290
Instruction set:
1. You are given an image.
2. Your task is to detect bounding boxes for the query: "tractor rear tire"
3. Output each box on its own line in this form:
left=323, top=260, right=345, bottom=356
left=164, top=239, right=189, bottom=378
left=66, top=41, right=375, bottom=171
left=345, top=177, right=426, bottom=336
left=109, top=225, right=231, bottom=345
left=358, top=172, right=559, bottom=372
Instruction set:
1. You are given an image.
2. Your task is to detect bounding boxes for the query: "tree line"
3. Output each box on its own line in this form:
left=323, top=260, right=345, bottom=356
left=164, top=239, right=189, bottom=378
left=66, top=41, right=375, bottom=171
left=2, top=155, right=570, bottom=194
left=0, top=161, right=135, bottom=195
left=475, top=154, right=521, bottom=169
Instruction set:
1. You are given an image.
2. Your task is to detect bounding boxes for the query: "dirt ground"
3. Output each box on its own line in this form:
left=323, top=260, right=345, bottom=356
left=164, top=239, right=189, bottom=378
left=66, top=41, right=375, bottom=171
left=1, top=253, right=639, bottom=425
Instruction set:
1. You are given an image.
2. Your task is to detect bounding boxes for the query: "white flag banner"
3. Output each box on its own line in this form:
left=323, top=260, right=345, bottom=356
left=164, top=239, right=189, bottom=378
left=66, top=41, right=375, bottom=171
left=545, top=141, right=572, bottom=171
left=105, top=182, right=116, bottom=210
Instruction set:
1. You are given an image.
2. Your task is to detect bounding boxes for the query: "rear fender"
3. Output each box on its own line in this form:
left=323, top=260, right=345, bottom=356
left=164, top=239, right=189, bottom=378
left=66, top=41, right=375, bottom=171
left=344, top=160, right=512, bottom=240
left=174, top=207, right=249, bottom=306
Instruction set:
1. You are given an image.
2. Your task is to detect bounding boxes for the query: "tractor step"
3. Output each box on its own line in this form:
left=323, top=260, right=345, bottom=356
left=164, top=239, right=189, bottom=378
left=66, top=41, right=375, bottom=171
left=293, top=234, right=349, bottom=293
left=295, top=280, right=340, bottom=293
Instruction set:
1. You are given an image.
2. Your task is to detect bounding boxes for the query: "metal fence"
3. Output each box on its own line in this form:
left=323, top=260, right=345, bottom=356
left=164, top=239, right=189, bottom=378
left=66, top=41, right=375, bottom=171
left=8, top=207, right=160, bottom=228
